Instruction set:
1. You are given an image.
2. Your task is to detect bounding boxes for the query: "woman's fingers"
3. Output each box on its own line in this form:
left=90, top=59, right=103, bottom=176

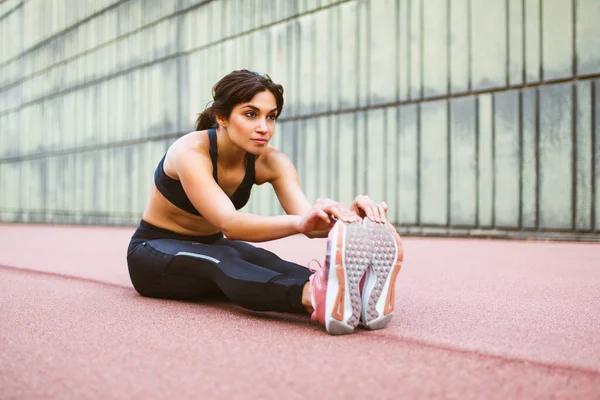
left=353, top=195, right=389, bottom=223
left=317, top=209, right=331, bottom=223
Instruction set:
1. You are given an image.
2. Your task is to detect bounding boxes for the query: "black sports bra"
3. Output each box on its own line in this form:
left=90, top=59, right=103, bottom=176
left=154, top=129, right=255, bottom=216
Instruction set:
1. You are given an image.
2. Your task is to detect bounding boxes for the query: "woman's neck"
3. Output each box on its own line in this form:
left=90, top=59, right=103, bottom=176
left=215, top=126, right=246, bottom=168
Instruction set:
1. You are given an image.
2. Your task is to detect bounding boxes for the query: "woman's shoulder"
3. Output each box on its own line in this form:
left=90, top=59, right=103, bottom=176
left=169, top=131, right=210, bottom=157
left=255, top=145, right=295, bottom=184
left=257, top=145, right=289, bottom=167
left=163, top=131, right=212, bottom=174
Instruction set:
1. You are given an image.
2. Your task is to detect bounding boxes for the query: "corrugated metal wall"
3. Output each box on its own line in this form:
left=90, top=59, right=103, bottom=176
left=0, top=0, right=599, bottom=240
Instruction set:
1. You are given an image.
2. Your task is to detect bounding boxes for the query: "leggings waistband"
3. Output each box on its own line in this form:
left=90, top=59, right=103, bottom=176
left=131, top=219, right=224, bottom=245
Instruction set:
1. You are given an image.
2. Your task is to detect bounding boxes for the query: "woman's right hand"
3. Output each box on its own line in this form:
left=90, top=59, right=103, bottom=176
left=296, top=198, right=360, bottom=234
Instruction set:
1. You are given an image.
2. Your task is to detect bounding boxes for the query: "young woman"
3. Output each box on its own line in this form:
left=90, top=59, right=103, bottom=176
left=126, top=70, right=404, bottom=335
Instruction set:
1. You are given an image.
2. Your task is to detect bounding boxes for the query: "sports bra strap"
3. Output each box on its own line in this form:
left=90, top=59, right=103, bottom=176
left=246, top=153, right=256, bottom=183
left=208, top=129, right=219, bottom=182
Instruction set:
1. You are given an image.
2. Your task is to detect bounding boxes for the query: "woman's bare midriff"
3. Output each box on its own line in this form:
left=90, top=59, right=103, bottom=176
left=142, top=184, right=222, bottom=237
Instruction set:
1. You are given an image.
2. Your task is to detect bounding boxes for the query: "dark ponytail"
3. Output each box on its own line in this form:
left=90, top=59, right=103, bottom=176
left=194, top=70, right=284, bottom=131
left=195, top=105, right=217, bottom=131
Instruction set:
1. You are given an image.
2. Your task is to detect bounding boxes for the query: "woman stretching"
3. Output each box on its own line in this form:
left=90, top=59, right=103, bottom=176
left=126, top=70, right=404, bottom=335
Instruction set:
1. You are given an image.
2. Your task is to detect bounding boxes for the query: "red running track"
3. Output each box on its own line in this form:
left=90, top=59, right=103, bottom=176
left=1, top=223, right=599, bottom=399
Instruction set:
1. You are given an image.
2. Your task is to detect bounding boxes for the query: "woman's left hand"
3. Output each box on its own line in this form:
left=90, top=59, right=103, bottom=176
left=350, top=195, right=388, bottom=223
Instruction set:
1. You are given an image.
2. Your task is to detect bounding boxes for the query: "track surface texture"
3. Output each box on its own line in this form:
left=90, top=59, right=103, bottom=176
left=1, top=223, right=599, bottom=399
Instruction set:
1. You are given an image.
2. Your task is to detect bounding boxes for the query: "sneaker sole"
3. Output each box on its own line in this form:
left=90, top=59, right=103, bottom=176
left=361, top=218, right=403, bottom=330
left=324, top=220, right=370, bottom=335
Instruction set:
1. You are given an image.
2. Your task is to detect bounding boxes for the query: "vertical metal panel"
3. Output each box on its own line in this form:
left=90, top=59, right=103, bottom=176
left=7, top=162, right=21, bottom=216
left=595, top=80, right=600, bottom=231
left=188, top=50, right=205, bottom=130
left=133, top=69, right=146, bottom=141
left=29, top=160, right=42, bottom=212
left=285, top=120, right=299, bottom=174
left=303, top=118, right=319, bottom=203
left=63, top=92, right=76, bottom=147
left=38, top=159, right=48, bottom=221
left=314, top=9, right=330, bottom=114
left=477, top=94, right=494, bottom=227
left=45, top=157, right=57, bottom=214
left=339, top=1, right=358, bottom=109
left=357, top=0, right=369, bottom=108
left=97, top=149, right=109, bottom=215
left=337, top=112, right=356, bottom=205
left=137, top=143, right=150, bottom=215
left=449, top=96, right=477, bottom=226
left=287, top=21, right=300, bottom=117
left=276, top=0, right=290, bottom=21
left=306, top=0, right=318, bottom=12
left=269, top=24, right=289, bottom=116
left=419, top=100, right=448, bottom=225
left=398, top=0, right=410, bottom=101
left=295, top=121, right=306, bottom=194
left=409, top=0, right=422, bottom=100
left=260, top=0, right=276, bottom=26
left=197, top=3, right=210, bottom=48
left=422, top=0, right=447, bottom=98
left=355, top=111, right=367, bottom=196
left=52, top=155, right=68, bottom=217
left=539, top=83, right=573, bottom=229
left=542, top=0, right=573, bottom=80
left=329, top=6, right=341, bottom=111
left=449, top=0, right=469, bottom=94
left=493, top=91, right=520, bottom=228
left=298, top=14, right=315, bottom=116
left=398, top=104, right=418, bottom=224
left=575, top=81, right=593, bottom=230
left=576, top=0, right=600, bottom=76
left=0, top=165, right=5, bottom=213
left=76, top=152, right=87, bottom=217
left=330, top=114, right=339, bottom=200
left=106, top=148, right=117, bottom=216
left=122, top=146, right=133, bottom=216
left=75, top=89, right=85, bottom=147
left=86, top=87, right=98, bottom=146
left=524, top=0, right=541, bottom=83
left=181, top=3, right=198, bottom=51
left=64, top=154, right=76, bottom=217
left=385, top=106, right=398, bottom=222
left=366, top=108, right=386, bottom=204
left=164, top=59, right=179, bottom=133
left=20, top=161, right=30, bottom=221
left=370, top=0, right=397, bottom=105
left=253, top=30, right=271, bottom=75
left=315, top=116, right=330, bottom=200
left=508, top=0, right=524, bottom=86
left=241, top=0, right=254, bottom=34
left=470, top=0, right=507, bottom=90
left=0, top=115, right=5, bottom=157
left=521, top=88, right=538, bottom=229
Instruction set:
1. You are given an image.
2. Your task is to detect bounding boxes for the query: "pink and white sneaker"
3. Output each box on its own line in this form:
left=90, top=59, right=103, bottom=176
left=360, top=218, right=404, bottom=330
left=309, top=220, right=371, bottom=335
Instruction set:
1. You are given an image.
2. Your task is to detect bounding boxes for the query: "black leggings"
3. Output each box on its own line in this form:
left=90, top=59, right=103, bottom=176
left=126, top=220, right=312, bottom=313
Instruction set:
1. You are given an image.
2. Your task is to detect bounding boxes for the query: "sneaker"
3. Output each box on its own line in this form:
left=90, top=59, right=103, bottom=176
left=360, top=218, right=404, bottom=330
left=309, top=220, right=371, bottom=335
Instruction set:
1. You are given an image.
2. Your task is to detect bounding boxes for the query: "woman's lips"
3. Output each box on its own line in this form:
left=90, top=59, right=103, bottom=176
left=252, top=139, right=267, bottom=146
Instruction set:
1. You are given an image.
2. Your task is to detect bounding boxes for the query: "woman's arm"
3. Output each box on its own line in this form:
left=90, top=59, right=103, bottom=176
left=176, top=146, right=343, bottom=242
left=264, top=149, right=358, bottom=238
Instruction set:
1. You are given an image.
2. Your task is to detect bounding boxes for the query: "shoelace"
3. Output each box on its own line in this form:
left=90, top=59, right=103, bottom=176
left=307, top=259, right=323, bottom=273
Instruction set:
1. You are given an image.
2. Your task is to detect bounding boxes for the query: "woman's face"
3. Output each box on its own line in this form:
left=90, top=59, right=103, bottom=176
left=221, top=90, right=278, bottom=154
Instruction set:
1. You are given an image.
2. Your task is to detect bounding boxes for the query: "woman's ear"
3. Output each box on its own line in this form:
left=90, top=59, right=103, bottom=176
left=216, top=114, right=228, bottom=128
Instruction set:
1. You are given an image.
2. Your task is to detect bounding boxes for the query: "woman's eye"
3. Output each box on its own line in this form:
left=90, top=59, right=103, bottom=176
left=245, top=112, right=256, bottom=118
left=269, top=114, right=277, bottom=120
